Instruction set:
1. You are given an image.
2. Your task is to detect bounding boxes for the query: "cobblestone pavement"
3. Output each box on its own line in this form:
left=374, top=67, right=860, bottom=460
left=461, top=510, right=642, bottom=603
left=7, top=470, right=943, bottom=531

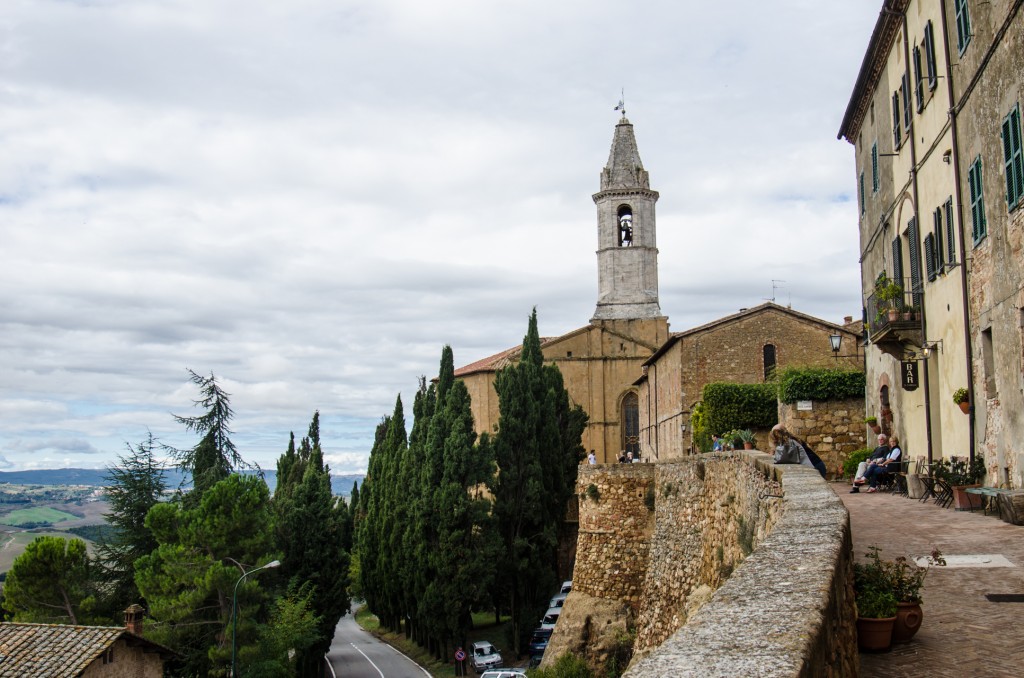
left=839, top=483, right=1024, bottom=677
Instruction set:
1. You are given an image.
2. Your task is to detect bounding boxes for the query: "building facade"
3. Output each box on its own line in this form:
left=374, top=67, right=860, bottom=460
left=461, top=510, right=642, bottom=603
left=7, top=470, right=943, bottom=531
left=635, top=303, right=862, bottom=461
left=840, top=0, right=1023, bottom=487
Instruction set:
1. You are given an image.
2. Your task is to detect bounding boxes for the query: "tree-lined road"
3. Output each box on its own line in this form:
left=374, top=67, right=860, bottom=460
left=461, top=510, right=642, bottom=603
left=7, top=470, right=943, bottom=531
left=327, top=605, right=430, bottom=678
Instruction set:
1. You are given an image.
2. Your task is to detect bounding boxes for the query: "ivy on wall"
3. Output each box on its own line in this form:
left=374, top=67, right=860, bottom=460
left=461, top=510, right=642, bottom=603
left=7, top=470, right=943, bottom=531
left=777, top=367, right=865, bottom=404
left=694, top=383, right=777, bottom=451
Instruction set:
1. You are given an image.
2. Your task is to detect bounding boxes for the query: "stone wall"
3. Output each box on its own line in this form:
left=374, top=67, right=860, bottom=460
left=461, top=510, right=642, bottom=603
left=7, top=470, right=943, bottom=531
left=546, top=452, right=857, bottom=677
left=779, top=397, right=866, bottom=478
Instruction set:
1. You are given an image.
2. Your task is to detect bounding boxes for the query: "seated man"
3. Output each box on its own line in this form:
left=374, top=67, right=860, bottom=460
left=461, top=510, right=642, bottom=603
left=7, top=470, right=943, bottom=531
left=851, top=434, right=890, bottom=493
left=864, top=436, right=903, bottom=493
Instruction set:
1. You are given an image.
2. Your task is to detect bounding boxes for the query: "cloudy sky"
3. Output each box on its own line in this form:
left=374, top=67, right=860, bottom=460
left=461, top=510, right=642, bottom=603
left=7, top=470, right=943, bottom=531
left=0, top=0, right=878, bottom=474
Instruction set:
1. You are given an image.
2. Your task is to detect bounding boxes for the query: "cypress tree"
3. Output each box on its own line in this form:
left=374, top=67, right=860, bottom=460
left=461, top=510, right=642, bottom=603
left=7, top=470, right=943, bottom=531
left=491, top=309, right=587, bottom=654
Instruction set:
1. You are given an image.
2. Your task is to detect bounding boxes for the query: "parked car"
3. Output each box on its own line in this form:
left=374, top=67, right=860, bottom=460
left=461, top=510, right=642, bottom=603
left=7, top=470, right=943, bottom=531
left=529, top=627, right=553, bottom=655
left=479, top=670, right=525, bottom=678
left=559, top=580, right=572, bottom=594
left=549, top=593, right=567, bottom=608
left=539, top=606, right=562, bottom=630
left=471, top=641, right=503, bottom=674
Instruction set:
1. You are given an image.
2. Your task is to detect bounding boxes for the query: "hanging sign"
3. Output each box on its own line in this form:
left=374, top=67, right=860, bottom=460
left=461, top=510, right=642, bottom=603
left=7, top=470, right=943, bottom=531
left=901, top=360, right=919, bottom=391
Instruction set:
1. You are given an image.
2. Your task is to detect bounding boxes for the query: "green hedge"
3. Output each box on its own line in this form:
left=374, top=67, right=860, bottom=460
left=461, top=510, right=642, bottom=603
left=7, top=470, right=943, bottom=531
left=695, top=382, right=777, bottom=450
left=777, top=367, right=865, bottom=404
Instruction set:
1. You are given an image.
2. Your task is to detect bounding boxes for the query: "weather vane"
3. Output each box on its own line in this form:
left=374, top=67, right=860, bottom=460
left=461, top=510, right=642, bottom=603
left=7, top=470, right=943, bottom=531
left=614, top=88, right=625, bottom=117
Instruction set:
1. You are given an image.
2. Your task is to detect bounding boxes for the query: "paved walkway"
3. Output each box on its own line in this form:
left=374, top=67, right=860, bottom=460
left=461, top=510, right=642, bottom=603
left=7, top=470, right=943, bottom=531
left=839, top=483, right=1024, bottom=677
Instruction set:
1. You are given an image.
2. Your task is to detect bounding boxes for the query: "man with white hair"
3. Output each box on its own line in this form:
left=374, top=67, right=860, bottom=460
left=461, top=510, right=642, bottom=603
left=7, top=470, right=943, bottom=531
left=850, top=434, right=891, bottom=494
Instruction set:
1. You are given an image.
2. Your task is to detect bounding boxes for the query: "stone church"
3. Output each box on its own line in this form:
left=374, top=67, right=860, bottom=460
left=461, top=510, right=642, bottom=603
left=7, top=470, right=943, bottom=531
left=455, top=115, right=860, bottom=463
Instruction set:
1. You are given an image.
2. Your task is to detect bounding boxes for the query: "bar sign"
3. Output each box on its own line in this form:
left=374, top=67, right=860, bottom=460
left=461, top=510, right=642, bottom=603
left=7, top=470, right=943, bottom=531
left=901, top=360, right=919, bottom=391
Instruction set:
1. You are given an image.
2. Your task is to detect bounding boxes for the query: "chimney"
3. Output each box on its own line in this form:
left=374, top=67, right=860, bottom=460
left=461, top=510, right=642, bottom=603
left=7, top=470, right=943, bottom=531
left=844, top=315, right=853, bottom=325
left=124, top=604, right=145, bottom=636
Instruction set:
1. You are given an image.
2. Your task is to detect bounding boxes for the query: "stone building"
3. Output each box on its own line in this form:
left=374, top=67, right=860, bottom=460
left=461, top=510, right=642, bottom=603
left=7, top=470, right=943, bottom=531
left=635, top=303, right=862, bottom=461
left=0, top=608, right=174, bottom=677
left=839, top=0, right=1024, bottom=487
left=456, top=115, right=669, bottom=464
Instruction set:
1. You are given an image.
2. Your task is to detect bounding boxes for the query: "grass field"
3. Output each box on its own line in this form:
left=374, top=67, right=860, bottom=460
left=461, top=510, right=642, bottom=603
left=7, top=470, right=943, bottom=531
left=354, top=606, right=520, bottom=678
left=0, top=506, right=79, bottom=527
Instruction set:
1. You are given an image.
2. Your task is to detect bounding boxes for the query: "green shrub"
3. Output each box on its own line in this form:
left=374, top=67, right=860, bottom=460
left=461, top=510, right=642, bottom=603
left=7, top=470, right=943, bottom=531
left=529, top=652, right=593, bottom=678
left=695, top=383, right=777, bottom=445
left=843, top=448, right=873, bottom=478
left=777, top=367, right=865, bottom=404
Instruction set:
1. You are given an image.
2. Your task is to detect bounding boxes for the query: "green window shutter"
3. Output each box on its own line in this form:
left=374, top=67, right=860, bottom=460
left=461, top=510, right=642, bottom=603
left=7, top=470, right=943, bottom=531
left=933, top=207, right=945, bottom=270
left=924, top=232, right=937, bottom=282
left=1004, top=105, right=1024, bottom=209
left=902, top=72, right=912, bottom=130
left=892, top=235, right=904, bottom=284
left=924, top=21, right=938, bottom=90
left=892, top=92, right=902, bottom=147
left=872, top=143, right=879, bottom=192
left=944, top=198, right=956, bottom=264
left=859, top=172, right=865, bottom=215
left=908, top=218, right=923, bottom=306
left=969, top=157, right=987, bottom=243
left=913, top=46, right=924, bottom=113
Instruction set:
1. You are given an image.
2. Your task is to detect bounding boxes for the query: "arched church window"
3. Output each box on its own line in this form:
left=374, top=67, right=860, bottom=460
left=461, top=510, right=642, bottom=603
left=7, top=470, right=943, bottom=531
left=621, top=391, right=640, bottom=458
left=617, top=205, right=633, bottom=247
left=763, top=344, right=777, bottom=382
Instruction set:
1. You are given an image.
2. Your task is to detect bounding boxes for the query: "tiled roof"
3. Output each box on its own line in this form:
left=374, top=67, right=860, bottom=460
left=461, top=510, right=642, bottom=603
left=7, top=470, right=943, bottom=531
left=0, top=623, right=169, bottom=677
left=453, top=337, right=557, bottom=377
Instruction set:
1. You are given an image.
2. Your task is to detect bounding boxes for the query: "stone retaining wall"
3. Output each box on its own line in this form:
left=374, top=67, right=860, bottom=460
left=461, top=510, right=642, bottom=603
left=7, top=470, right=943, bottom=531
left=779, top=397, right=866, bottom=478
left=547, top=452, right=857, bottom=677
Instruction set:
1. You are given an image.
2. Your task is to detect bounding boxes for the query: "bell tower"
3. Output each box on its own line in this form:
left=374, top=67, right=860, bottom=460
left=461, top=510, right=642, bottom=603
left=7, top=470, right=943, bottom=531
left=591, top=114, right=663, bottom=321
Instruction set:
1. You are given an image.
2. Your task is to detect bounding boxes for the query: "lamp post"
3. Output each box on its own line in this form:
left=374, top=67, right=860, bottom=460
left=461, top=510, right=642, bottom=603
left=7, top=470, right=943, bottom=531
left=829, top=333, right=842, bottom=357
left=231, top=559, right=280, bottom=678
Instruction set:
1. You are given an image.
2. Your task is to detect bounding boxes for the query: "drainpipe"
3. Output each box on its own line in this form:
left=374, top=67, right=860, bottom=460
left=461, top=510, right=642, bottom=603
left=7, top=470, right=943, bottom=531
left=900, top=11, right=936, bottom=465
left=938, top=0, right=977, bottom=464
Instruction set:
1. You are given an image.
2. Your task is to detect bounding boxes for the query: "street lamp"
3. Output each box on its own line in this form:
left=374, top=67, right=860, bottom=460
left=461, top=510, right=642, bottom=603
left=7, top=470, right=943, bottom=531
left=828, top=333, right=842, bottom=356
left=232, top=559, right=280, bottom=677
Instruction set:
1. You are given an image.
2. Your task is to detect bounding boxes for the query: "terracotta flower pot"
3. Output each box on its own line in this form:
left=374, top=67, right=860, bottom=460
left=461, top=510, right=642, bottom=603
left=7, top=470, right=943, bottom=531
left=743, top=442, right=753, bottom=450
left=953, top=484, right=983, bottom=510
left=887, top=308, right=900, bottom=322
left=893, top=601, right=923, bottom=643
left=869, top=424, right=881, bottom=435
left=856, top=615, right=896, bottom=652
left=958, top=401, right=970, bottom=414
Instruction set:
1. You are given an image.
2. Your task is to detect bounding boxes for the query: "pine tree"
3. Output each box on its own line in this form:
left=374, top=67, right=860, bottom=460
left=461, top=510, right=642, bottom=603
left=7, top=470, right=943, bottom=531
left=95, top=433, right=167, bottom=619
left=3, top=536, right=96, bottom=624
left=171, top=369, right=247, bottom=501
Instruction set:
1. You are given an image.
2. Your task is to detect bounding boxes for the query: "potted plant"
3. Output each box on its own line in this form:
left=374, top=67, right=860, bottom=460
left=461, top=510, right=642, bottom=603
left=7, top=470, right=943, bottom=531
left=934, top=457, right=987, bottom=510
left=874, top=274, right=904, bottom=321
left=864, top=416, right=881, bottom=435
left=885, top=548, right=945, bottom=642
left=737, top=429, right=756, bottom=450
left=853, top=547, right=899, bottom=652
left=952, top=387, right=970, bottom=414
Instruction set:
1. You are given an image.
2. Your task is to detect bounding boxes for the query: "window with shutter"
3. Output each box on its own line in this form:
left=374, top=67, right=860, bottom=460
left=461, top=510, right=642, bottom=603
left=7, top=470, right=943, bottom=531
left=924, top=232, right=937, bottom=281
left=892, top=92, right=902, bottom=148
left=902, top=72, right=912, bottom=131
left=944, top=198, right=956, bottom=264
left=872, top=143, right=879, bottom=193
left=1003, top=104, right=1024, bottom=210
left=907, top=218, right=923, bottom=306
left=892, top=234, right=903, bottom=284
left=859, top=172, right=865, bottom=215
left=924, top=21, right=938, bottom=91
left=933, top=207, right=945, bottom=271
left=968, top=157, right=987, bottom=243
left=955, top=0, right=971, bottom=54
left=913, top=46, right=924, bottom=113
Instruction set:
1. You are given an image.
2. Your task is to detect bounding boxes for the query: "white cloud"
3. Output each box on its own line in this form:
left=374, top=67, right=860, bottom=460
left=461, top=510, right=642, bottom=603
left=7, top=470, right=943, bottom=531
left=0, top=0, right=877, bottom=473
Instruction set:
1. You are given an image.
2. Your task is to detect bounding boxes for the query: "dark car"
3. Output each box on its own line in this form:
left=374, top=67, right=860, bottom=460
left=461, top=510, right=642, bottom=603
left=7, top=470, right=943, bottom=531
left=529, top=627, right=552, bottom=656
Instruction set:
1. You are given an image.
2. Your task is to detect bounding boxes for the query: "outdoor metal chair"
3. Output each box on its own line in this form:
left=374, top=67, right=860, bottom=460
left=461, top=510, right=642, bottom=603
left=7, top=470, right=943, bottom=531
left=932, top=477, right=954, bottom=509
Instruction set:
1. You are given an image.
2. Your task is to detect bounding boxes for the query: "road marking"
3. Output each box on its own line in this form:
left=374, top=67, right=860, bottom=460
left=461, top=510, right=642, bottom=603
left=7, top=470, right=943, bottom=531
left=351, top=643, right=385, bottom=678
left=324, top=654, right=337, bottom=678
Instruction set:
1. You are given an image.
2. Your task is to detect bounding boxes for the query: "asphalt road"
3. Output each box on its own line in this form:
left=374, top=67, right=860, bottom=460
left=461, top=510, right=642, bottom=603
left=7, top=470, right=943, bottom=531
left=326, top=605, right=432, bottom=678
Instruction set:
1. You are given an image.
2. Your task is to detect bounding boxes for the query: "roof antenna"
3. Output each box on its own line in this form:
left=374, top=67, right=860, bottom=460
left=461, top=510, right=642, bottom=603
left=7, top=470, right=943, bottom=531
left=766, top=280, right=786, bottom=303
left=613, top=88, right=626, bottom=118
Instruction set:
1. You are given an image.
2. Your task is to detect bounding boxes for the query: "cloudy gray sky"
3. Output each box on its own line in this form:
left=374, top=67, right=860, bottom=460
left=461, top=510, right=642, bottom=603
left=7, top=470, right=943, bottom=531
left=0, top=0, right=877, bottom=474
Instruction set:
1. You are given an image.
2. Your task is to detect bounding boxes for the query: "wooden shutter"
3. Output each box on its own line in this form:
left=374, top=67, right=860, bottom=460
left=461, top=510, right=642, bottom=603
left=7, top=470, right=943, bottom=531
left=907, top=218, right=923, bottom=306
left=924, top=232, right=937, bottom=281
left=1003, top=106, right=1024, bottom=208
left=913, top=46, right=924, bottom=112
left=924, top=22, right=938, bottom=90
left=944, top=198, right=956, bottom=264
left=892, top=92, right=901, bottom=148
left=892, top=235, right=903, bottom=284
left=902, top=72, right=912, bottom=131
